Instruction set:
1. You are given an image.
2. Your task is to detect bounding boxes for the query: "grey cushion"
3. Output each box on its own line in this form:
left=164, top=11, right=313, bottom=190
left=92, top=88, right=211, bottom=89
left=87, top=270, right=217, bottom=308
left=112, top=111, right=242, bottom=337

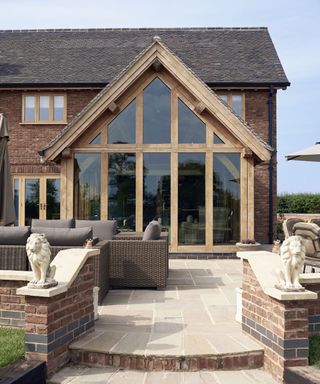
left=75, top=220, right=117, bottom=241
left=32, top=219, right=74, bottom=229
left=31, top=227, right=92, bottom=246
left=143, top=221, right=161, bottom=241
left=0, top=226, right=31, bottom=245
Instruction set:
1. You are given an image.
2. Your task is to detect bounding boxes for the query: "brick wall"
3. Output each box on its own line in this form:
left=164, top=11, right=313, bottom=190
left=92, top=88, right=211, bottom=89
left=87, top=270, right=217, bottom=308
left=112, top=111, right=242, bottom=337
left=0, top=89, right=100, bottom=174
left=245, top=90, right=277, bottom=242
left=23, top=257, right=95, bottom=374
left=0, top=280, right=26, bottom=327
left=242, top=260, right=320, bottom=383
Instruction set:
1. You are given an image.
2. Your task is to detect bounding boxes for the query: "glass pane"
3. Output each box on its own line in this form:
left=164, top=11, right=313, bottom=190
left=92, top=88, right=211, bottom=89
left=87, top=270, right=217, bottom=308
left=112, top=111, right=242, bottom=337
left=39, top=96, right=50, bottom=121
left=90, top=133, right=101, bottom=144
left=25, top=179, right=39, bottom=226
left=178, top=99, right=206, bottom=144
left=14, top=179, right=19, bottom=225
left=143, top=78, right=171, bottom=144
left=178, top=153, right=205, bottom=245
left=232, top=95, right=242, bottom=117
left=108, top=153, right=135, bottom=230
left=74, top=153, right=101, bottom=220
left=143, top=153, right=170, bottom=231
left=214, top=133, right=225, bottom=144
left=24, top=96, right=35, bottom=121
left=53, top=96, right=64, bottom=121
left=219, top=95, right=228, bottom=104
left=46, top=179, right=60, bottom=220
left=213, top=153, right=240, bottom=244
left=108, top=100, right=136, bottom=144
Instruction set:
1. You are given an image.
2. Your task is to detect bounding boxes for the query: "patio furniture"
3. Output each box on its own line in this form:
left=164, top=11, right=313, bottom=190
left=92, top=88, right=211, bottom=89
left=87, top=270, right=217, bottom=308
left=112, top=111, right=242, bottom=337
left=109, top=232, right=169, bottom=289
left=282, top=218, right=304, bottom=239
left=293, top=222, right=320, bottom=272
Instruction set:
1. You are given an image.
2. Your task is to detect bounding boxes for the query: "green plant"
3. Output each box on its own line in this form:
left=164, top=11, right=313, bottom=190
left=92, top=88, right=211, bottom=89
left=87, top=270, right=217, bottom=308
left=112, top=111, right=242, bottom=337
left=278, top=194, right=320, bottom=214
left=0, top=327, right=24, bottom=367
left=309, top=335, right=320, bottom=366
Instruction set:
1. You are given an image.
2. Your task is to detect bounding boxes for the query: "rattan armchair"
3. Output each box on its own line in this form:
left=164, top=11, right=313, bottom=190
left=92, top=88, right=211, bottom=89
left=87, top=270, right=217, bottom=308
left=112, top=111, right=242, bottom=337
left=109, top=233, right=169, bottom=289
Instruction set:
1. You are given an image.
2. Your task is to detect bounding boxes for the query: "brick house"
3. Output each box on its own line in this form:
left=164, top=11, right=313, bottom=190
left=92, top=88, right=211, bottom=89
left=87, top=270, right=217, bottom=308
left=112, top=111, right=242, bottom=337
left=0, top=28, right=289, bottom=254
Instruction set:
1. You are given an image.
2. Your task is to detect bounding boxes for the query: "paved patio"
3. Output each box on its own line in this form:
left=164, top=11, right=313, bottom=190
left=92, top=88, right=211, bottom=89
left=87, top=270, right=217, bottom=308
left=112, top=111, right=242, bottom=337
left=50, top=259, right=277, bottom=383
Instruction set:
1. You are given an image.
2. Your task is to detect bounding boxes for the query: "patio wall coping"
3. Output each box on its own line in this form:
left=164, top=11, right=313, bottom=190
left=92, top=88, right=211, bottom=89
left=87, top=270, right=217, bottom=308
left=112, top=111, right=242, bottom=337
left=0, top=270, right=32, bottom=281
left=237, top=251, right=317, bottom=301
left=16, top=248, right=99, bottom=298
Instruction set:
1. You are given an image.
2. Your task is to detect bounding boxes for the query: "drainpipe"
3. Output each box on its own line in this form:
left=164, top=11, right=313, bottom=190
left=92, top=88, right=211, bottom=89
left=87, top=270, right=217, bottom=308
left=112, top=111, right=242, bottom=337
left=268, top=86, right=275, bottom=243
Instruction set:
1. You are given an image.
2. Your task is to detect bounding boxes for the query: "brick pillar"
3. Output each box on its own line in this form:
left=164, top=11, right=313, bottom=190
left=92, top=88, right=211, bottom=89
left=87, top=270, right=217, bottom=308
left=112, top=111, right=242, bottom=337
left=0, top=280, right=26, bottom=327
left=242, top=260, right=310, bottom=382
left=23, top=257, right=95, bottom=374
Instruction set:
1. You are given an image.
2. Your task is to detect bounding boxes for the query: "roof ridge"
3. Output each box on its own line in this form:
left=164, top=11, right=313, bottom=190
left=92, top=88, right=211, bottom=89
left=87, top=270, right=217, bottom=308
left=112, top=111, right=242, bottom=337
left=0, top=27, right=268, bottom=33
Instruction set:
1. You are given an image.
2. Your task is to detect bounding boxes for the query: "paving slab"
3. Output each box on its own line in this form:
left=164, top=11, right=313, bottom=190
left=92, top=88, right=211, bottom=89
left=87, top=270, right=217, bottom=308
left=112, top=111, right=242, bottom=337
left=49, top=366, right=278, bottom=384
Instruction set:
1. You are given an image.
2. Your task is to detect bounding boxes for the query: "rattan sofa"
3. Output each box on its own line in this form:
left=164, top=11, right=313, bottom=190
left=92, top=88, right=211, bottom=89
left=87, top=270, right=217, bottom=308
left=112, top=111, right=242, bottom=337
left=109, top=232, right=169, bottom=289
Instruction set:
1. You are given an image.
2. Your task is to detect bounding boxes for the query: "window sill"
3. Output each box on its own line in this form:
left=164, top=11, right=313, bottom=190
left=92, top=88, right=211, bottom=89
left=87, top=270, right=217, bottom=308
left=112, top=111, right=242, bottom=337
left=20, top=121, right=67, bottom=125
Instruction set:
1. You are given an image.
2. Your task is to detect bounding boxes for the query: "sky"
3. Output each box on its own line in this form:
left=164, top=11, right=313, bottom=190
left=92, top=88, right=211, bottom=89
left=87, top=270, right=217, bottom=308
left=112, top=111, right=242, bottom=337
left=0, top=0, right=319, bottom=194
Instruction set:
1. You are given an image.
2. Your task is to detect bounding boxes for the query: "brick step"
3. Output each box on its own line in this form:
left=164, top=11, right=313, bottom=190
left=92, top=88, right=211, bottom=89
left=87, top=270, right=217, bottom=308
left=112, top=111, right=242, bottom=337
left=69, top=349, right=264, bottom=371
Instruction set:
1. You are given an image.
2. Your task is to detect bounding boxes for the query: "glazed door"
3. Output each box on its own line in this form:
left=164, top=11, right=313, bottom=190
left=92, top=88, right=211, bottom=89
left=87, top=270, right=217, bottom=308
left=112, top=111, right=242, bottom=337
left=13, top=176, right=60, bottom=225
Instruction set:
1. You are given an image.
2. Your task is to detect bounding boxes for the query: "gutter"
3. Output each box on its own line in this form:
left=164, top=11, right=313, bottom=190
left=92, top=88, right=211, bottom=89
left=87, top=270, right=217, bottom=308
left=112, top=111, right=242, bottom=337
left=268, top=86, right=276, bottom=243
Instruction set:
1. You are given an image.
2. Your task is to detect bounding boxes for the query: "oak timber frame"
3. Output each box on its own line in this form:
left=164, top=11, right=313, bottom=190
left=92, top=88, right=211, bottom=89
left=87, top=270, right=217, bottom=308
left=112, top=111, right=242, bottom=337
left=43, top=39, right=271, bottom=253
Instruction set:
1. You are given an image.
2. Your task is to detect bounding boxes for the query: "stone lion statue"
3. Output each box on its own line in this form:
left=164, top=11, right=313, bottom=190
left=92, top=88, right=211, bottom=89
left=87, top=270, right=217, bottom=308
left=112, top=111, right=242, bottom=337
left=276, top=235, right=306, bottom=291
left=26, top=233, right=57, bottom=288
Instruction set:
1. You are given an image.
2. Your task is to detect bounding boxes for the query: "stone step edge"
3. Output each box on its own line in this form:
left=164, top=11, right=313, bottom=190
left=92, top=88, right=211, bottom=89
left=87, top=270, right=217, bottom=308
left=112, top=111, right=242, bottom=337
left=70, top=349, right=264, bottom=371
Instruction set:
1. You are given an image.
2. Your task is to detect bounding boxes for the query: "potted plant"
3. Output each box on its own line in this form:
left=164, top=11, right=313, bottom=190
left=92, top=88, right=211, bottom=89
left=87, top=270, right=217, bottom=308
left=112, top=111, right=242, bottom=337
left=236, top=239, right=261, bottom=250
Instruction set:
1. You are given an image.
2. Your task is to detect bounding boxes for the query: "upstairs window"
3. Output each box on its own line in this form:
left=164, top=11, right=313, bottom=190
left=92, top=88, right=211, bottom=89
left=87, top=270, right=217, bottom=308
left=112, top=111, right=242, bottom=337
left=22, top=94, right=66, bottom=123
left=218, top=94, right=244, bottom=118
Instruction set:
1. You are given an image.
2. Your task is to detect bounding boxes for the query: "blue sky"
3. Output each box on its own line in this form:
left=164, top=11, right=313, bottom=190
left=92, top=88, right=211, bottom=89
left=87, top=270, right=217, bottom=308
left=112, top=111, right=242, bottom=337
left=1, top=0, right=319, bottom=193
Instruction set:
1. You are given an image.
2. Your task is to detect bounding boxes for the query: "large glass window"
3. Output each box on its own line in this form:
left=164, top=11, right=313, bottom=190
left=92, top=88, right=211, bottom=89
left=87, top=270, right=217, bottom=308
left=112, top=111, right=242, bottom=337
left=74, top=153, right=101, bottom=220
left=143, top=153, right=170, bottom=230
left=14, top=179, right=19, bottom=225
left=143, top=78, right=171, bottom=144
left=213, top=153, right=240, bottom=244
left=108, top=100, right=136, bottom=144
left=23, top=94, right=66, bottom=123
left=178, top=99, right=206, bottom=143
left=178, top=153, right=205, bottom=245
left=108, top=153, right=136, bottom=230
left=46, top=179, right=60, bottom=220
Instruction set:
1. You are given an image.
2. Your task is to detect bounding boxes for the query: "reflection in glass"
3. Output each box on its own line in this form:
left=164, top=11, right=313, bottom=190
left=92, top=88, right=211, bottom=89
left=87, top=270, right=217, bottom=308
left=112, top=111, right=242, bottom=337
left=214, top=133, right=225, bottom=144
left=25, top=179, right=39, bottom=226
left=213, top=153, right=240, bottom=244
left=74, top=153, right=101, bottom=220
left=90, top=133, right=101, bottom=144
left=219, top=95, right=228, bottom=104
left=14, top=179, right=19, bottom=225
left=178, top=99, right=206, bottom=144
left=39, top=96, right=50, bottom=121
left=46, top=179, right=60, bottom=219
left=143, top=78, right=171, bottom=144
left=178, top=153, right=205, bottom=245
left=108, top=153, right=135, bottom=230
left=143, top=153, right=170, bottom=230
left=25, top=96, right=35, bottom=121
left=53, top=96, right=64, bottom=121
left=232, top=95, right=242, bottom=117
left=108, top=100, right=136, bottom=144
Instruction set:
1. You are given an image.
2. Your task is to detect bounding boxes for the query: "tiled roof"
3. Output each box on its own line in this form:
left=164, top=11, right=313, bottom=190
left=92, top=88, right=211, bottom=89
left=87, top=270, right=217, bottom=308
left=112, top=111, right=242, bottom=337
left=0, top=28, right=289, bottom=86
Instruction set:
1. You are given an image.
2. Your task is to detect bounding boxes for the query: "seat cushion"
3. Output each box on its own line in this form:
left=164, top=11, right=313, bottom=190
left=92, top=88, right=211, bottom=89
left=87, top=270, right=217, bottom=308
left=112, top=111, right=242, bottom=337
left=75, top=220, right=117, bottom=240
left=32, top=219, right=74, bottom=229
left=31, top=227, right=92, bottom=246
left=0, top=226, right=31, bottom=245
left=143, top=221, right=161, bottom=241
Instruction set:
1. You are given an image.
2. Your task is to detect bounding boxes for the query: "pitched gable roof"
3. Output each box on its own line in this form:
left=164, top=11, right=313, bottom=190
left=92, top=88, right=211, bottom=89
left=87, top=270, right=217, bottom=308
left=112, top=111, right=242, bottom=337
left=0, top=28, right=289, bottom=87
left=42, top=37, right=272, bottom=163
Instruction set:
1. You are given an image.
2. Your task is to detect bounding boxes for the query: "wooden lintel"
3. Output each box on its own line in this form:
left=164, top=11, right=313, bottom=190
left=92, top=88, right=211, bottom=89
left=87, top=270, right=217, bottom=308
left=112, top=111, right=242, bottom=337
left=194, top=102, right=206, bottom=114
left=108, top=102, right=119, bottom=114
left=152, top=59, right=163, bottom=72
left=242, top=148, right=253, bottom=159
left=61, top=148, right=72, bottom=159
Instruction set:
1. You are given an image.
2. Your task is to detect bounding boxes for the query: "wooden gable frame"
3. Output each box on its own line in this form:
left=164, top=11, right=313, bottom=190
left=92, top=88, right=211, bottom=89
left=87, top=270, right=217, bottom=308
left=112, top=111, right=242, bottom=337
left=42, top=38, right=272, bottom=162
